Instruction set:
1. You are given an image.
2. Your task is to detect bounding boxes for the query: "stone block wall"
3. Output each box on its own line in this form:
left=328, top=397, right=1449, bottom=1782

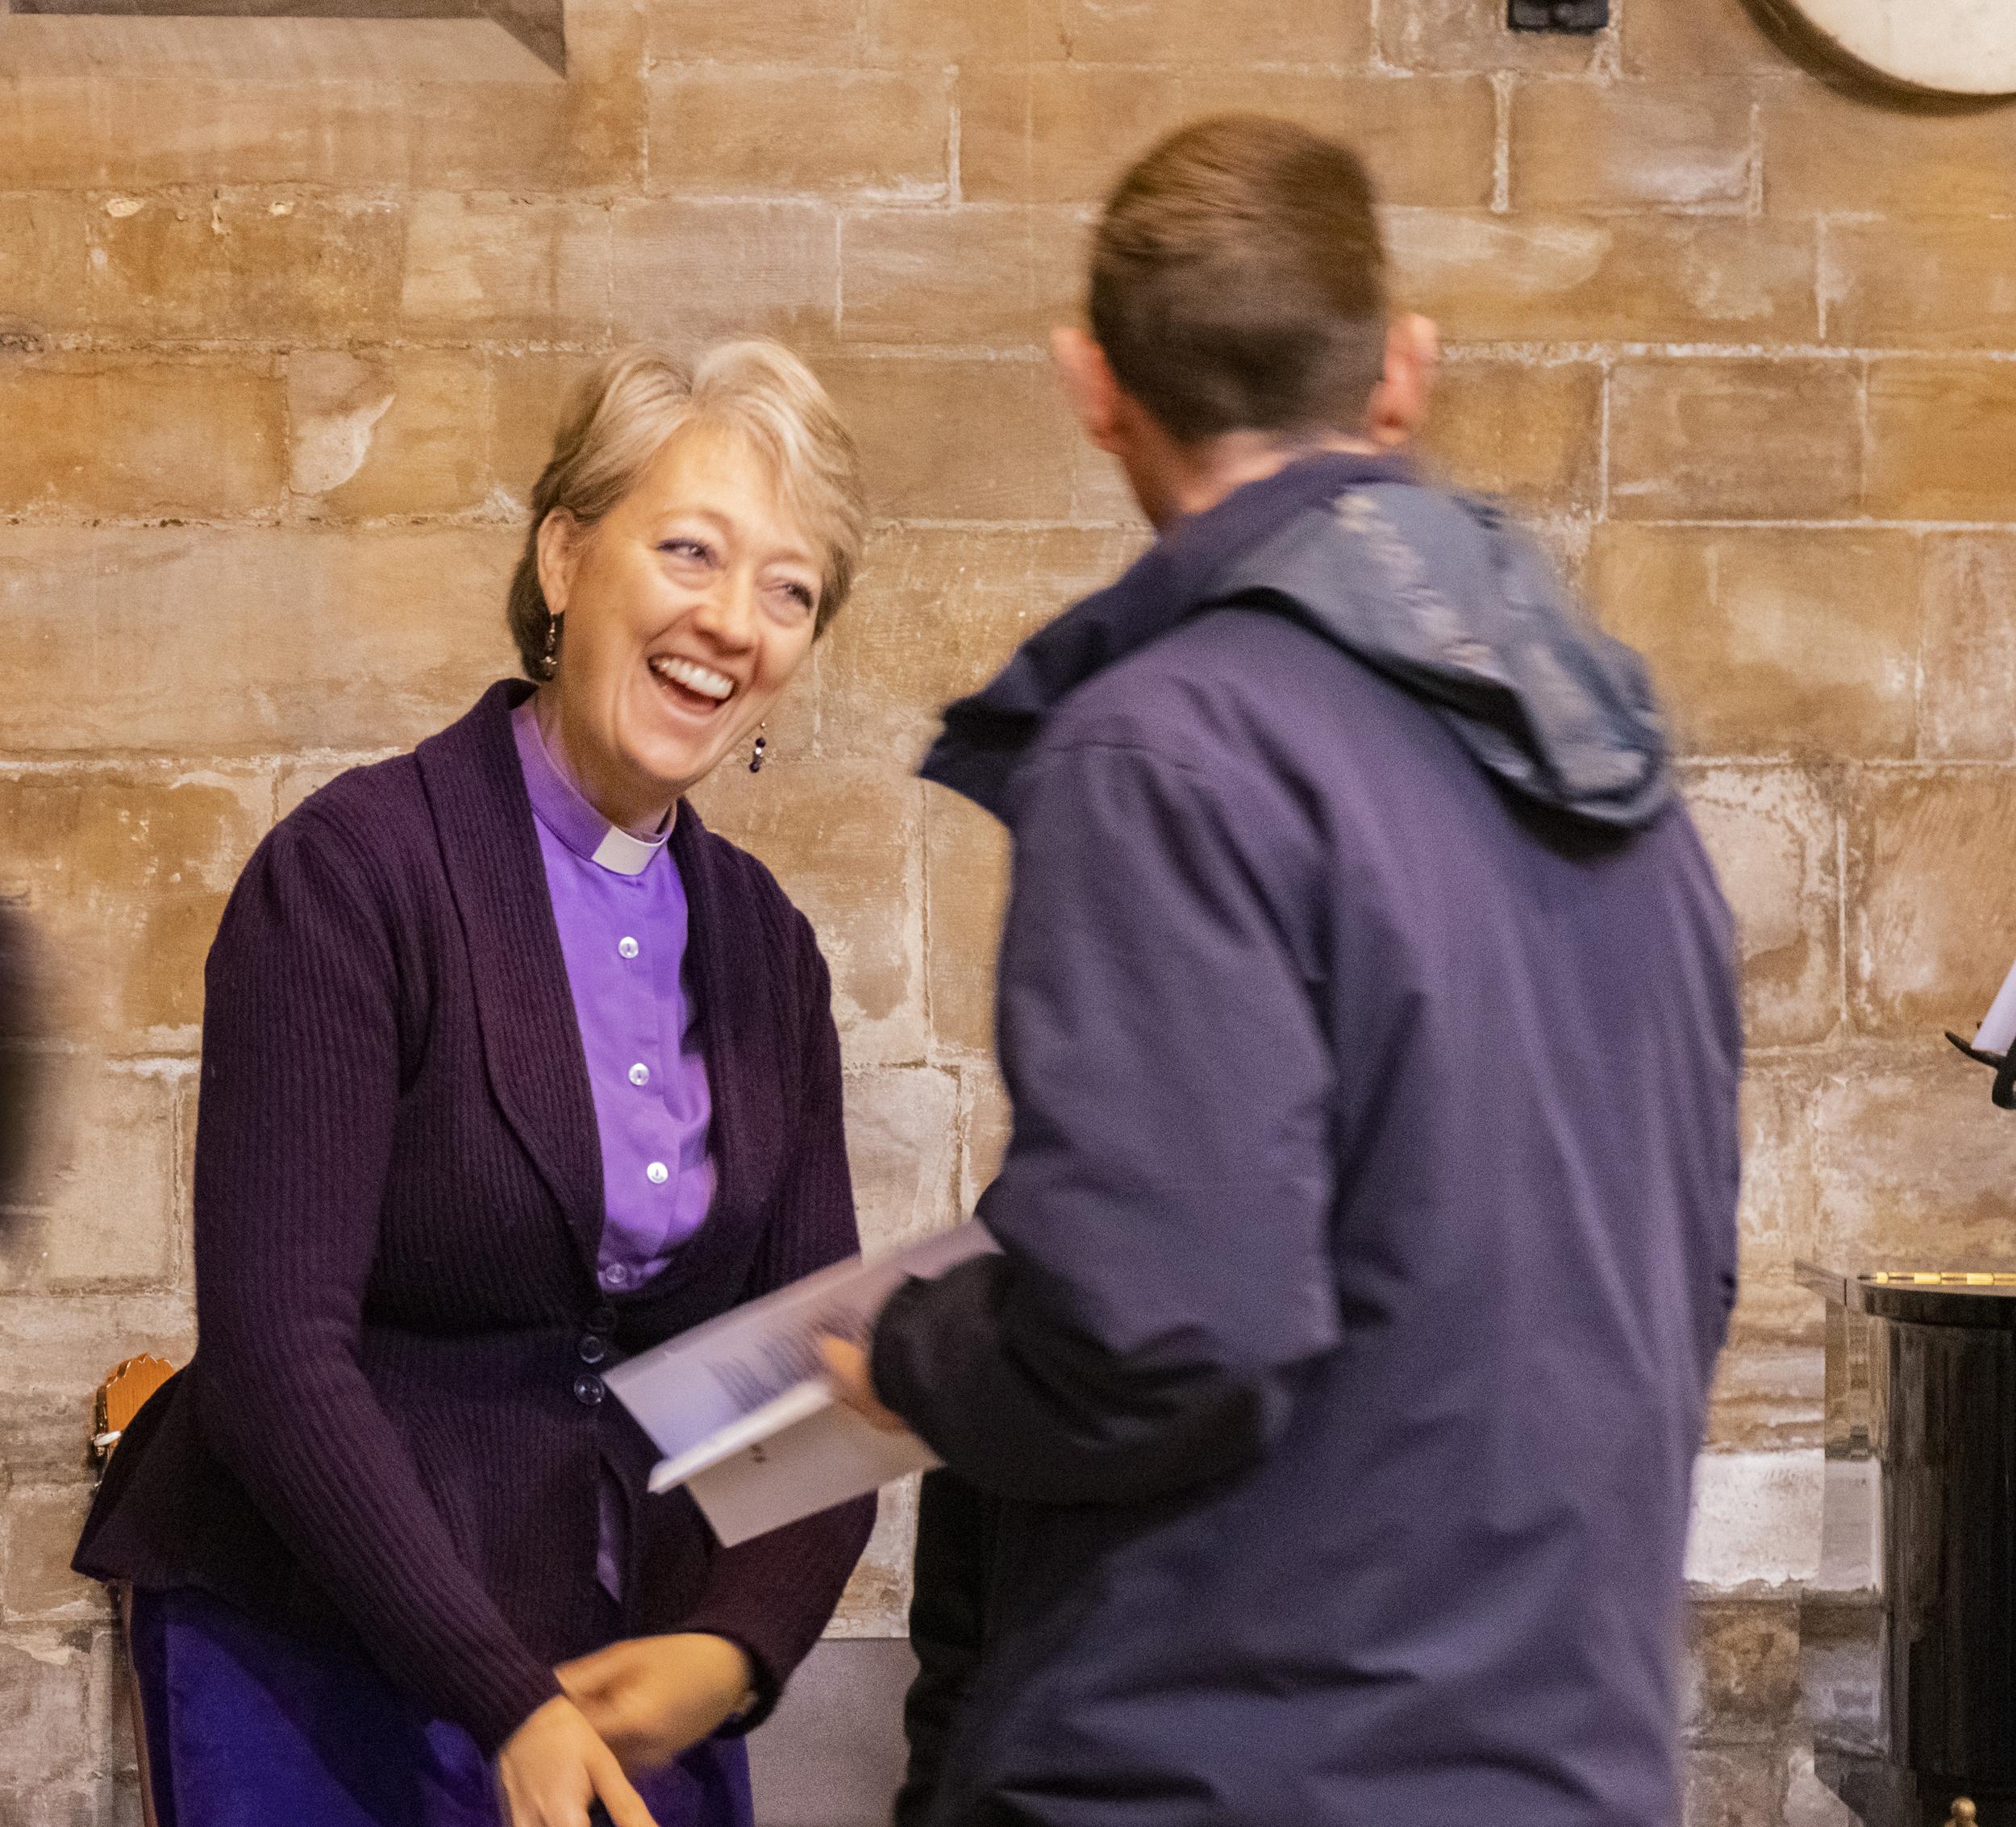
left=2, top=0, right=2012, bottom=1819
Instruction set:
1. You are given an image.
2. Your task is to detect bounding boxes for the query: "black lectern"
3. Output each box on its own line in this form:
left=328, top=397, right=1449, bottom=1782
left=1803, top=1265, right=2016, bottom=1826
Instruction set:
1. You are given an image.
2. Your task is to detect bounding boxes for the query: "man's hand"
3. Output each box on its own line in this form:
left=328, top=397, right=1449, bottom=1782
left=820, top=1336, right=909, bottom=1434
left=557, top=1633, right=756, bottom=1775
left=496, top=1694, right=658, bottom=1827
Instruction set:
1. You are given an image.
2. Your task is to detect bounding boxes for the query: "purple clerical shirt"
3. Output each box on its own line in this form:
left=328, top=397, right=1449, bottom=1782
left=513, top=699, right=718, bottom=1595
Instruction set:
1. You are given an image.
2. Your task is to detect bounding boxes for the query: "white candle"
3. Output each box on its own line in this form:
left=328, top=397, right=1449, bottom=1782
left=1975, top=951, right=2016, bottom=1055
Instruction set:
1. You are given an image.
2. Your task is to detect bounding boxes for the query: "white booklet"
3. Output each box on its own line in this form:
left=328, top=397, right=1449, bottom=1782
left=604, top=1221, right=995, bottom=1547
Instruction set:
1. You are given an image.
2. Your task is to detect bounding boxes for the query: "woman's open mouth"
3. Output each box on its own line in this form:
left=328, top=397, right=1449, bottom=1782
left=648, top=653, right=737, bottom=716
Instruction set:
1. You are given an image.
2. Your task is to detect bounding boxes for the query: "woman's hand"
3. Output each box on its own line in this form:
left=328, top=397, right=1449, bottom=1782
left=557, top=1633, right=756, bottom=1775
left=819, top=1336, right=910, bottom=1434
left=496, top=1694, right=658, bottom=1827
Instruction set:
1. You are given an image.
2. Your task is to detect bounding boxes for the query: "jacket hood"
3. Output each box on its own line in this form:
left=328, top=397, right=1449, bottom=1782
left=921, top=452, right=1671, bottom=832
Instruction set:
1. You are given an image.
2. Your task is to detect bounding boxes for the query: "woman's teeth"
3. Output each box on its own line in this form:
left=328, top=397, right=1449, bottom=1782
left=649, top=655, right=735, bottom=702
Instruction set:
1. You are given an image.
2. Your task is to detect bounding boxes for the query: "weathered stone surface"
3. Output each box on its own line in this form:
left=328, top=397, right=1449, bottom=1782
left=1511, top=81, right=1754, bottom=212
left=818, top=525, right=1138, bottom=765
left=1064, top=0, right=1369, bottom=66
left=610, top=201, right=836, bottom=351
left=0, top=525, right=519, bottom=757
left=0, top=1060, right=177, bottom=1293
left=840, top=204, right=1084, bottom=351
left=644, top=0, right=864, bottom=65
left=1389, top=210, right=1818, bottom=346
left=1622, top=0, right=1785, bottom=74
left=1419, top=358, right=1603, bottom=514
left=831, top=1472, right=914, bottom=1636
left=89, top=193, right=403, bottom=343
left=647, top=66, right=952, bottom=200
left=0, top=772, right=269, bottom=1055
left=0, top=357, right=285, bottom=518
left=1823, top=216, right=2016, bottom=352
left=0, top=1631, right=94, bottom=1804
left=1764, top=77, right=2016, bottom=218
left=1920, top=535, right=2016, bottom=761
left=2, top=1484, right=98, bottom=1621
left=1684, top=1745, right=1787, bottom=1827
left=1681, top=768, right=1840, bottom=1050
left=926, top=791, right=1010, bottom=1063
left=869, top=0, right=1060, bottom=64
left=1867, top=360, right=2016, bottom=523
left=1847, top=770, right=2016, bottom=1041
left=689, top=760, right=926, bottom=1065
left=0, top=194, right=90, bottom=342
left=1381, top=0, right=1598, bottom=71
left=1685, top=1598, right=1803, bottom=1743
left=958, top=1063, right=1010, bottom=1210
left=1588, top=527, right=1919, bottom=760
left=840, top=1063, right=959, bottom=1254
left=1609, top=361, right=1863, bottom=524
left=400, top=194, right=611, bottom=344
left=288, top=351, right=489, bottom=519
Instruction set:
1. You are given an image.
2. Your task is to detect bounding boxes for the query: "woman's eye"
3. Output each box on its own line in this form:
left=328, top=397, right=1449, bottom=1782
left=660, top=539, right=712, bottom=564
left=780, top=581, right=817, bottom=612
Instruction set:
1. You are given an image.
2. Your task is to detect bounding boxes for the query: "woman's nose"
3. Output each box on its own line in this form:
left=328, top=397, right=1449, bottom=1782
left=689, top=571, right=759, bottom=647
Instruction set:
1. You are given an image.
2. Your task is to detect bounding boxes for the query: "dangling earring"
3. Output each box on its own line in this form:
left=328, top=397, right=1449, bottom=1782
left=540, top=611, right=562, bottom=679
left=749, top=722, right=768, bottom=774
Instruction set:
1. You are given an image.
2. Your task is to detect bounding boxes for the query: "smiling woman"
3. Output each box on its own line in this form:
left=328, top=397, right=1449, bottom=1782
left=72, top=340, right=875, bottom=1827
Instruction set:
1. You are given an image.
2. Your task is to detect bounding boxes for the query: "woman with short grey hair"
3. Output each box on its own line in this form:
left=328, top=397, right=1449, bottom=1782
left=77, top=342, right=874, bottom=1827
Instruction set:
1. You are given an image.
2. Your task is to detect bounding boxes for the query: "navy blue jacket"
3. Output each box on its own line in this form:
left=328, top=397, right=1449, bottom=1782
left=873, top=456, right=1742, bottom=1826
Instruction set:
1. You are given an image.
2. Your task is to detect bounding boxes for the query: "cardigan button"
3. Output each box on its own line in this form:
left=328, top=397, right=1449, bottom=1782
left=578, top=1334, right=610, bottom=1367
left=573, top=1372, right=606, bottom=1407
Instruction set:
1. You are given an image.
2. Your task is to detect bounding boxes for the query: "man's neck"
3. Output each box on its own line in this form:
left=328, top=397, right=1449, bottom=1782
left=1146, top=429, right=1384, bottom=531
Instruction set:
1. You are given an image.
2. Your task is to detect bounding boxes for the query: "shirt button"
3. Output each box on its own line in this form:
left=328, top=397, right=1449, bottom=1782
left=600, top=1263, right=631, bottom=1290
left=646, top=1162, right=669, bottom=1185
left=618, top=937, right=639, bottom=959
left=628, top=1063, right=651, bottom=1087
left=573, top=1372, right=606, bottom=1407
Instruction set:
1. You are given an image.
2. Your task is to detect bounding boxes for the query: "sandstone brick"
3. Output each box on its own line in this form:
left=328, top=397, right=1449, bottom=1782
left=1920, top=535, right=2016, bottom=762
left=647, top=67, right=952, bottom=199
left=869, top=0, right=1064, bottom=64
left=841, top=1063, right=959, bottom=1254
left=1063, top=0, right=1369, bottom=67
left=926, top=790, right=1010, bottom=1060
left=401, top=194, right=610, bottom=344
left=958, top=1063, right=1010, bottom=1208
left=1418, top=358, right=1602, bottom=514
left=486, top=352, right=591, bottom=517
left=0, top=525, right=518, bottom=757
left=0, top=772, right=269, bottom=1055
left=818, top=526, right=1139, bottom=764
left=1684, top=1746, right=1786, bottom=1827
left=1847, top=769, right=2016, bottom=1042
left=288, top=351, right=489, bottom=519
left=1822, top=216, right=2016, bottom=352
left=0, top=195, right=89, bottom=343
left=689, top=760, right=927, bottom=1064
left=1867, top=360, right=2016, bottom=523
left=0, top=1292, right=193, bottom=1487
left=1814, top=1057, right=2016, bottom=1267
left=2, top=1486, right=97, bottom=1621
left=0, top=1632, right=93, bottom=1800
left=1, top=1061, right=177, bottom=1292
left=0, top=357, right=285, bottom=518
left=644, top=0, right=863, bottom=65
left=1764, top=78, right=2016, bottom=218
left=1588, top=527, right=1918, bottom=760
left=1511, top=80, right=1754, bottom=211
left=1685, top=1598, right=1802, bottom=1742
left=1381, top=0, right=1601, bottom=72
left=1622, top=0, right=1788, bottom=75
left=818, top=355, right=1080, bottom=521
left=88, top=194, right=403, bottom=344
left=1608, top=360, right=1862, bottom=523
left=832, top=1472, right=914, bottom=1634
left=1388, top=210, right=1818, bottom=345
left=610, top=201, right=837, bottom=351
left=961, top=66, right=1495, bottom=208
left=1680, top=768, right=1840, bottom=1051
left=1181, top=71, right=1498, bottom=210
left=840, top=205, right=1083, bottom=350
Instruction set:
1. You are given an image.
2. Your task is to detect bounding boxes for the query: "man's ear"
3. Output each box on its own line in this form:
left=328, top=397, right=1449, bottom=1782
left=536, top=510, right=581, bottom=618
left=1364, top=314, right=1439, bottom=452
left=1051, top=324, right=1128, bottom=454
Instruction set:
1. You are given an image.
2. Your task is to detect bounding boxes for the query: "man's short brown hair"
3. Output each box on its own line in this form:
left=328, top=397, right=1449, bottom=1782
left=1089, top=114, right=1389, bottom=444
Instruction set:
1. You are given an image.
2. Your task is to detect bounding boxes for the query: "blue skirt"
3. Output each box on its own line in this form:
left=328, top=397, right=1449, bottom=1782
left=129, top=1587, right=754, bottom=1827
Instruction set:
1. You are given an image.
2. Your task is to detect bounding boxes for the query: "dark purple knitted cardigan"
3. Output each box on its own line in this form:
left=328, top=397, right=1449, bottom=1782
left=74, top=680, right=875, bottom=1754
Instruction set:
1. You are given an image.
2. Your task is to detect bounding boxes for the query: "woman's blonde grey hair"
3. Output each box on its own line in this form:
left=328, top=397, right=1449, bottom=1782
left=506, top=340, right=868, bottom=678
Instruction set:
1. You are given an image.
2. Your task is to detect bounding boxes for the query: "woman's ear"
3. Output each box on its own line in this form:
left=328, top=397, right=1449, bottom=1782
left=535, top=510, right=581, bottom=619
left=1364, top=314, right=1439, bottom=452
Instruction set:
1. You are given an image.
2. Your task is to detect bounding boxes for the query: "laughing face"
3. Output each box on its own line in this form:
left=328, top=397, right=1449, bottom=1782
left=533, top=420, right=824, bottom=831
